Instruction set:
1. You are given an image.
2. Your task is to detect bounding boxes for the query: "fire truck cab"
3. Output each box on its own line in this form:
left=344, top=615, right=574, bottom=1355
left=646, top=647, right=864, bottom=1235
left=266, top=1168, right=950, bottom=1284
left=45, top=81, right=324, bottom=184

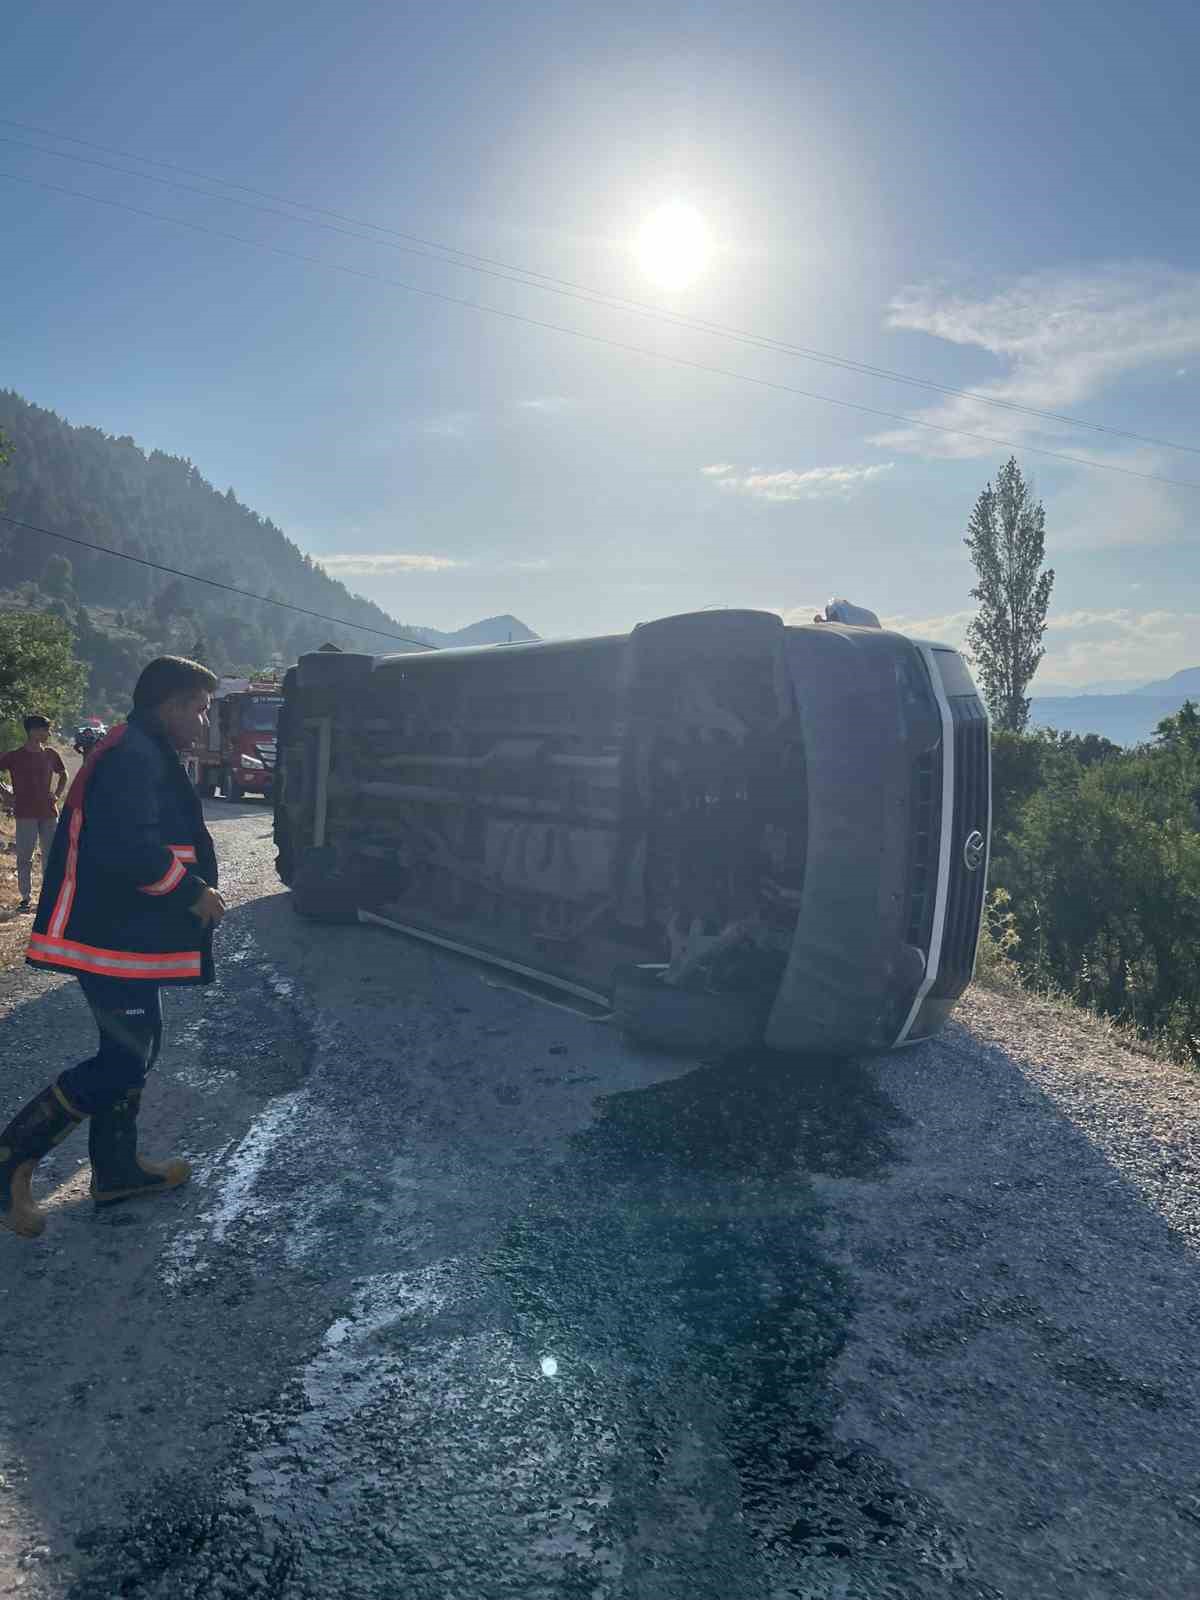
left=189, top=676, right=284, bottom=801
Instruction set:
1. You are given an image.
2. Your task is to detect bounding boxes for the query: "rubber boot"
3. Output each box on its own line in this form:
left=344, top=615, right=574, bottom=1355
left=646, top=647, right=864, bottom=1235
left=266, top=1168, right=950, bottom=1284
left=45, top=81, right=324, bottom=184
left=0, top=1083, right=85, bottom=1239
left=89, top=1088, right=191, bottom=1208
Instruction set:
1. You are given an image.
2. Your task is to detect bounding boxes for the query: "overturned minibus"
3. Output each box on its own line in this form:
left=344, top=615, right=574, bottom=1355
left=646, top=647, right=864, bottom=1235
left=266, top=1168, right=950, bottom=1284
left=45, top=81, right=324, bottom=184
left=272, top=608, right=989, bottom=1055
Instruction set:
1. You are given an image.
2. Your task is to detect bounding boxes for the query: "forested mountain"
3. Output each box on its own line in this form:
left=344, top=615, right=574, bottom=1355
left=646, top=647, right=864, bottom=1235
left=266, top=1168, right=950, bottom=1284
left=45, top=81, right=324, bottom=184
left=0, top=391, right=533, bottom=717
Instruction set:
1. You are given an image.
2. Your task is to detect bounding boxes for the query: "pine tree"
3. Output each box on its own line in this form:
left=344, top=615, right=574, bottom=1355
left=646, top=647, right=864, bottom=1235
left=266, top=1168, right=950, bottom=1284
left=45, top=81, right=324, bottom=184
left=42, top=553, right=75, bottom=599
left=152, top=578, right=189, bottom=627
left=964, top=457, right=1055, bottom=732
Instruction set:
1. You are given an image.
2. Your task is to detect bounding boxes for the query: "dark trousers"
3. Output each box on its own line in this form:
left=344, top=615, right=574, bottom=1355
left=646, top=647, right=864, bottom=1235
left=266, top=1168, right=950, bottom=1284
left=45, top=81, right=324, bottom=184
left=58, top=976, right=164, bottom=1116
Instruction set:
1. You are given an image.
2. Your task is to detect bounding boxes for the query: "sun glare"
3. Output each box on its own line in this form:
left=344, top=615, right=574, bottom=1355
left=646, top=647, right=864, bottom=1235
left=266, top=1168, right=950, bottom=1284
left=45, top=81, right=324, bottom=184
left=633, top=201, right=713, bottom=292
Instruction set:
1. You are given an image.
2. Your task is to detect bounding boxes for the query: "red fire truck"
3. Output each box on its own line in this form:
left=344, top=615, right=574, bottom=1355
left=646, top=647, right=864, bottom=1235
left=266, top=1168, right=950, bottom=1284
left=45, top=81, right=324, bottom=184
left=188, top=676, right=284, bottom=801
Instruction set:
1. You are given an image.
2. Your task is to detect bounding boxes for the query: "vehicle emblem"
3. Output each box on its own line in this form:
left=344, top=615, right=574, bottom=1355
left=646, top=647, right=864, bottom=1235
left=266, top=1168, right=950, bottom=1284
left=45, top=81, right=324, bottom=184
left=963, top=830, right=985, bottom=873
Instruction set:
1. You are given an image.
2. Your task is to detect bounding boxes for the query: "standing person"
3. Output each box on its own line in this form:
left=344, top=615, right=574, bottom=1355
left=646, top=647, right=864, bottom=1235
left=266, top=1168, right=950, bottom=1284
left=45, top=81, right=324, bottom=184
left=0, top=715, right=68, bottom=911
left=0, top=657, right=226, bottom=1240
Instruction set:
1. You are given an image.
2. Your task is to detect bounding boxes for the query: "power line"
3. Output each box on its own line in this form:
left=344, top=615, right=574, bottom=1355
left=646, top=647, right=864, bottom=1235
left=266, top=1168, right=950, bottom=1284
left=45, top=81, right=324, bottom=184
left=0, top=512, right=438, bottom=649
left=4, top=116, right=1198, bottom=460
left=5, top=166, right=1200, bottom=494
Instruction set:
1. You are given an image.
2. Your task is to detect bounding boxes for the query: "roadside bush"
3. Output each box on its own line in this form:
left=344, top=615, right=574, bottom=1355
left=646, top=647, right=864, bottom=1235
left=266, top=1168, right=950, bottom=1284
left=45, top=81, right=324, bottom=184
left=985, top=727, right=1200, bottom=1058
left=990, top=727, right=1120, bottom=849
left=974, top=887, right=1022, bottom=990
left=989, top=729, right=1050, bottom=846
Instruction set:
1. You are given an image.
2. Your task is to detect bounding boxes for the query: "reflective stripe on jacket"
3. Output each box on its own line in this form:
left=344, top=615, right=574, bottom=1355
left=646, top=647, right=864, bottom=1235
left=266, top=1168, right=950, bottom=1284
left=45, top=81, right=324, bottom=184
left=27, top=713, right=218, bottom=986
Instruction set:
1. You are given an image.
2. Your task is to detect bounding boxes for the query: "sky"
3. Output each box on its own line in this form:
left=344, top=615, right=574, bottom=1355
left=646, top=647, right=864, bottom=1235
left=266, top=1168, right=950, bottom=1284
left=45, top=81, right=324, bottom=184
left=3, top=0, right=1199, bottom=690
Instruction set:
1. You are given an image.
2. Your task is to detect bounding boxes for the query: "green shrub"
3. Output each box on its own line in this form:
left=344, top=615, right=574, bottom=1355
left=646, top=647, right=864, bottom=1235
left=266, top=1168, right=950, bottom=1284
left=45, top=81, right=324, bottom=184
left=974, top=887, right=1022, bottom=989
left=986, top=727, right=1200, bottom=1057
left=0, top=609, right=86, bottom=751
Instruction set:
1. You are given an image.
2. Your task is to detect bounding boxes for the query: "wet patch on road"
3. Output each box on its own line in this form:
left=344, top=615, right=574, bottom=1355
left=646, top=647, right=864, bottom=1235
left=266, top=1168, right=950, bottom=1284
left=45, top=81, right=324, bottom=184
left=68, top=1047, right=1003, bottom=1599
left=158, top=923, right=351, bottom=1288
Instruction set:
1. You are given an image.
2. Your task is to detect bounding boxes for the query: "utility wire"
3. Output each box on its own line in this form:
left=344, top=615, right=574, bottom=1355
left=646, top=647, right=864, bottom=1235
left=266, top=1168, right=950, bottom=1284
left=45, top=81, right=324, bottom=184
left=4, top=116, right=1198, bottom=460
left=0, top=512, right=438, bottom=649
left=5, top=167, right=1200, bottom=493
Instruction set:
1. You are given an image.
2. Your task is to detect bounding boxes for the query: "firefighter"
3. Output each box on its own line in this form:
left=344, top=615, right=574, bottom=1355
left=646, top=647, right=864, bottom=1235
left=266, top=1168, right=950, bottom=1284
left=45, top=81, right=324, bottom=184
left=0, top=657, right=226, bottom=1239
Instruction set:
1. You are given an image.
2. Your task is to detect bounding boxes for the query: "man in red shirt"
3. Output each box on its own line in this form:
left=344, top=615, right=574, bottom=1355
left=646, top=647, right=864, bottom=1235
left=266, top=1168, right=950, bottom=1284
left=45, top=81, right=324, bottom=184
left=0, top=715, right=69, bottom=910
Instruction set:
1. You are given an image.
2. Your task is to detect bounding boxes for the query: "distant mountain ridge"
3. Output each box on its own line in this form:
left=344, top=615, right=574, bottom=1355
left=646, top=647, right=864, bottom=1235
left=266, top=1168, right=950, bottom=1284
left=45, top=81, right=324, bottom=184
left=1035, top=666, right=1200, bottom=701
left=1029, top=664, right=1200, bottom=746
left=409, top=615, right=539, bottom=649
left=1132, top=666, right=1200, bottom=698
left=1032, top=677, right=1147, bottom=698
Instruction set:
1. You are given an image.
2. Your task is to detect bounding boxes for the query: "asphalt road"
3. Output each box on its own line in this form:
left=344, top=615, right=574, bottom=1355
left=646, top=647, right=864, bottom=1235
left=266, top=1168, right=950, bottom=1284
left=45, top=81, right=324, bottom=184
left=1, top=804, right=1198, bottom=1599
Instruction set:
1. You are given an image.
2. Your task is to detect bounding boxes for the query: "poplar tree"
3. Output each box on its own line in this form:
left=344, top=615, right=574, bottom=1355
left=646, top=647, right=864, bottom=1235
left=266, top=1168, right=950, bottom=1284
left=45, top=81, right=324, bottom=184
left=964, top=457, right=1054, bottom=732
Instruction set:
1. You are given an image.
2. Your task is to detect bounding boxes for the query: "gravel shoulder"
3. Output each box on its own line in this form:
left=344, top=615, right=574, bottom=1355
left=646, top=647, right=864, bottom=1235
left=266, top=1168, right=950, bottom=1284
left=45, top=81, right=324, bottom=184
left=818, top=984, right=1200, bottom=1599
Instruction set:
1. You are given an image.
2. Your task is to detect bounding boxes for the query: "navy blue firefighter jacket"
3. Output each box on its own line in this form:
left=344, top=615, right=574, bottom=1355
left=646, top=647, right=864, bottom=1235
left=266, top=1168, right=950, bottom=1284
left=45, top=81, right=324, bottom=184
left=27, top=711, right=218, bottom=985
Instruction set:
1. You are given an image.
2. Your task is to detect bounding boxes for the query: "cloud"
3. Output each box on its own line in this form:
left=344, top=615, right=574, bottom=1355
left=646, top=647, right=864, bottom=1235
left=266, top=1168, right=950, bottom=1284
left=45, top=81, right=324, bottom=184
left=315, top=552, right=463, bottom=576
left=875, top=263, right=1200, bottom=460
left=877, top=605, right=1200, bottom=690
left=1034, top=610, right=1200, bottom=688
left=1048, top=608, right=1181, bottom=633
left=702, top=462, right=893, bottom=501
left=516, top=396, right=571, bottom=413
left=878, top=608, right=977, bottom=649
left=314, top=552, right=555, bottom=580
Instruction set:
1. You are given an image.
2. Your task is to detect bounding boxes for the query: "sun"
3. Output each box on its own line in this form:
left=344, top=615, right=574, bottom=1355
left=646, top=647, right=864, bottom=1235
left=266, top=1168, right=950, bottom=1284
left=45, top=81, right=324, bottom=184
left=633, top=201, right=713, bottom=292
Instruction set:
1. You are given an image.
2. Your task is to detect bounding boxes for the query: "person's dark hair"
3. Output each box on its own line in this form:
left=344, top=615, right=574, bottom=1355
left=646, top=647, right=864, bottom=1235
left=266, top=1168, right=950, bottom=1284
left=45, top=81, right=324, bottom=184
left=23, top=714, right=50, bottom=733
left=132, top=656, right=218, bottom=712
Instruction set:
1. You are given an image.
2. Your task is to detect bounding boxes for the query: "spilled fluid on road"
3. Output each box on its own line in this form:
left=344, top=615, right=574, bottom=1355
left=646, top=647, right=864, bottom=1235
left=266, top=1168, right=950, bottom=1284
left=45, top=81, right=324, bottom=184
left=68, top=1048, right=1004, bottom=1599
